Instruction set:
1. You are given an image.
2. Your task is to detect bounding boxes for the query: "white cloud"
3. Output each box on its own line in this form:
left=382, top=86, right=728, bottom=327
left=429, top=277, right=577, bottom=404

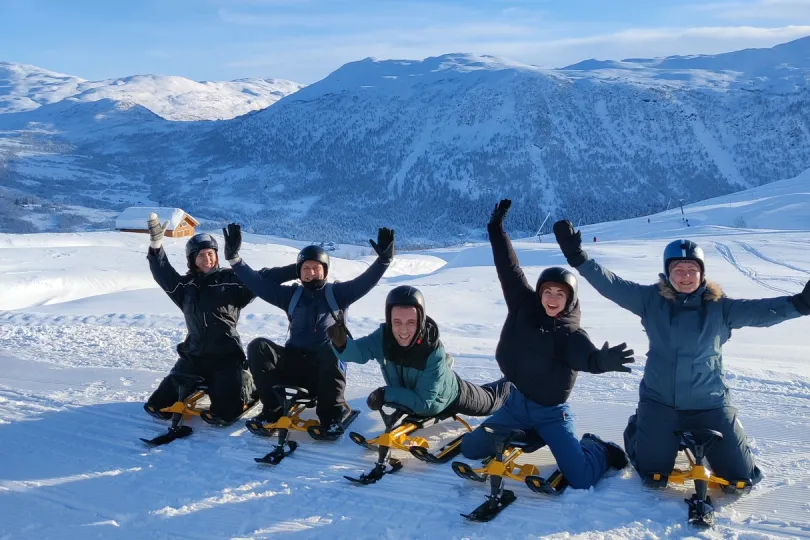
left=689, top=0, right=810, bottom=21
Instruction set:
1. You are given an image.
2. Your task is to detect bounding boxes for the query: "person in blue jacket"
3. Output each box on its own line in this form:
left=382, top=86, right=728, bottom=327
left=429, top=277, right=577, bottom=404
left=327, top=285, right=512, bottom=418
left=460, top=200, right=634, bottom=490
left=143, top=213, right=297, bottom=424
left=553, top=219, right=810, bottom=488
left=222, top=223, right=394, bottom=437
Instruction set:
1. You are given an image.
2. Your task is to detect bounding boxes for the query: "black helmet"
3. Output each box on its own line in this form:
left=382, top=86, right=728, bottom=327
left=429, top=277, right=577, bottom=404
left=185, top=233, right=218, bottom=269
left=663, top=239, right=705, bottom=277
left=297, top=245, right=330, bottom=279
left=385, top=285, right=426, bottom=338
left=536, top=267, right=578, bottom=309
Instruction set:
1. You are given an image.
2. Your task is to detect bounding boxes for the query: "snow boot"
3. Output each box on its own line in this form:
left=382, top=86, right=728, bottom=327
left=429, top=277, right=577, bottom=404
left=583, top=433, right=629, bottom=470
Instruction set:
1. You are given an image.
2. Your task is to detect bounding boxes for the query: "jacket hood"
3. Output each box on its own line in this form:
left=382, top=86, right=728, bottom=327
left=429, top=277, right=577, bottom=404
left=657, top=276, right=724, bottom=302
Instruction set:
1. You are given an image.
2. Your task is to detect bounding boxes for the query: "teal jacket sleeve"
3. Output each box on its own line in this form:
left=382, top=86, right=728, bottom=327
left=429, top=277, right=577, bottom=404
left=576, top=258, right=653, bottom=317
left=722, top=296, right=802, bottom=329
left=333, top=326, right=384, bottom=365
left=383, top=346, right=448, bottom=416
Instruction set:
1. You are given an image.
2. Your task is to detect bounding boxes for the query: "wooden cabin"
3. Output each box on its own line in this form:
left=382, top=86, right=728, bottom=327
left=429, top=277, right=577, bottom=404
left=115, top=207, right=199, bottom=238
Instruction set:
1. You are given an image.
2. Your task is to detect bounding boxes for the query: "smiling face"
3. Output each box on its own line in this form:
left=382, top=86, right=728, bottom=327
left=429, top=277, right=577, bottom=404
left=195, top=248, right=218, bottom=273
left=390, top=305, right=419, bottom=347
left=300, top=260, right=325, bottom=282
left=540, top=284, right=568, bottom=317
left=669, top=260, right=702, bottom=294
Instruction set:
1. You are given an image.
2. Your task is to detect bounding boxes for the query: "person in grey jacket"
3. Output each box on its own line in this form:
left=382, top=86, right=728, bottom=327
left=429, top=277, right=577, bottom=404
left=553, top=220, right=810, bottom=489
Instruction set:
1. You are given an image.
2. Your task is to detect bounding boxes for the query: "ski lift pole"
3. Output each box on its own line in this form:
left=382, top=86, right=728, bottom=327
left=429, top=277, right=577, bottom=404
left=536, top=212, right=551, bottom=238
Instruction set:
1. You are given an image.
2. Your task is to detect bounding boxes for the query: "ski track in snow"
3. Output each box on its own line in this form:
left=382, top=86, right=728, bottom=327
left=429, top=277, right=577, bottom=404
left=3, top=227, right=810, bottom=538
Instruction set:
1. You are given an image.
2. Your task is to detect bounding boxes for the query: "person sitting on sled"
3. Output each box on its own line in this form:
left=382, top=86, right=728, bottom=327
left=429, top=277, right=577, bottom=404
left=223, top=223, right=395, bottom=438
left=553, top=220, right=810, bottom=490
left=460, top=200, right=633, bottom=490
left=143, top=213, right=297, bottom=424
left=326, top=285, right=512, bottom=419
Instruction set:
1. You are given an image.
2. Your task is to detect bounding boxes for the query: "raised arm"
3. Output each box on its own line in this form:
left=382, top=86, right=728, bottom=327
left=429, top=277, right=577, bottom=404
left=234, top=263, right=298, bottom=308
left=333, top=228, right=394, bottom=308
left=487, top=199, right=534, bottom=310
left=554, top=220, right=651, bottom=317
left=561, top=330, right=635, bottom=374
left=722, top=295, right=804, bottom=329
left=223, top=223, right=295, bottom=310
left=147, top=246, right=185, bottom=309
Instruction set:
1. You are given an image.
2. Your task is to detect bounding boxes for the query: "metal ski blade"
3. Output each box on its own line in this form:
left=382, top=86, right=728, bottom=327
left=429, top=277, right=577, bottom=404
left=345, top=458, right=402, bottom=485
left=686, top=495, right=715, bottom=528
left=141, top=425, right=193, bottom=447
left=255, top=441, right=298, bottom=465
left=461, top=490, right=516, bottom=522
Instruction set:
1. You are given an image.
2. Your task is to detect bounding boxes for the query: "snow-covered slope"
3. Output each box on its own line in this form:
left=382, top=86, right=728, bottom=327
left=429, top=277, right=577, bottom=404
left=2, top=37, right=810, bottom=244
left=0, top=61, right=304, bottom=120
left=2, top=178, right=810, bottom=539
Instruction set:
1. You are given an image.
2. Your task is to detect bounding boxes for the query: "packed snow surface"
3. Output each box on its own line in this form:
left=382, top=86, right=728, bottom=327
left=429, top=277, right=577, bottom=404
left=2, top=176, right=810, bottom=538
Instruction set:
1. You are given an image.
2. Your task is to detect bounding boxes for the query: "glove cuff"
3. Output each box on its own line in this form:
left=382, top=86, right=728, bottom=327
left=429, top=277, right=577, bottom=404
left=228, top=256, right=242, bottom=265
left=149, top=239, right=162, bottom=249
left=567, top=250, right=589, bottom=268
left=791, top=294, right=810, bottom=315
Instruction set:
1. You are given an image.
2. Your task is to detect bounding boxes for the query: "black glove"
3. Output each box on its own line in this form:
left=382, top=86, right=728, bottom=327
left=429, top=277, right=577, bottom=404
left=222, top=223, right=242, bottom=263
left=370, top=227, right=395, bottom=262
left=327, top=317, right=350, bottom=351
left=592, top=342, right=635, bottom=373
left=488, top=199, right=511, bottom=228
left=366, top=387, right=386, bottom=411
left=553, top=220, right=588, bottom=267
left=791, top=280, right=810, bottom=315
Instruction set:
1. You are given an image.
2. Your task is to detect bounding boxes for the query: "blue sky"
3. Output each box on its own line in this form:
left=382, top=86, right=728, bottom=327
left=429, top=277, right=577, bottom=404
left=1, top=0, right=809, bottom=83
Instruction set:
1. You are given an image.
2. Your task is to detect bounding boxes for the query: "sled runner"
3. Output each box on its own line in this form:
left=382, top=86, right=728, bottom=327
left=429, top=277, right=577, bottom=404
left=648, top=429, right=753, bottom=528
left=452, top=427, right=567, bottom=522
left=250, top=385, right=358, bottom=465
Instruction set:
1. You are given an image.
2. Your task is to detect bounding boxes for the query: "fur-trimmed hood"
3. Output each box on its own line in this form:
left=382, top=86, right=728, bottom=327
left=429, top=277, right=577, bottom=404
left=657, top=277, right=724, bottom=302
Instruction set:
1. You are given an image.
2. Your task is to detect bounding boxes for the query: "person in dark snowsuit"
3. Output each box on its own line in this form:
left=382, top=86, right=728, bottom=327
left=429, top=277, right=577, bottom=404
left=327, top=285, right=512, bottom=418
left=143, top=213, right=297, bottom=424
left=553, top=220, right=810, bottom=489
left=222, top=223, right=394, bottom=436
left=461, top=200, right=634, bottom=490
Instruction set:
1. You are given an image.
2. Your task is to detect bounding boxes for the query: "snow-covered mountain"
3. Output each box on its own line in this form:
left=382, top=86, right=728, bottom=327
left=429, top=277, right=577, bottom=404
left=0, top=61, right=304, bottom=120
left=1, top=37, right=809, bottom=244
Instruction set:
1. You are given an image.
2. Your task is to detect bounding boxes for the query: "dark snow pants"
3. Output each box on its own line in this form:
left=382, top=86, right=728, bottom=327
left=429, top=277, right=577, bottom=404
left=443, top=376, right=513, bottom=418
left=146, top=354, right=256, bottom=422
left=460, top=390, right=610, bottom=489
left=623, top=397, right=761, bottom=485
left=247, top=337, right=347, bottom=426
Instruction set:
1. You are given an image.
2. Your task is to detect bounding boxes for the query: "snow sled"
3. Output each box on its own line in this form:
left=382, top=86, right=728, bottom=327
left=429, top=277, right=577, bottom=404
left=649, top=429, right=754, bottom=528
left=345, top=406, right=473, bottom=485
left=452, top=427, right=568, bottom=522
left=249, top=385, right=358, bottom=465
left=141, top=373, right=257, bottom=447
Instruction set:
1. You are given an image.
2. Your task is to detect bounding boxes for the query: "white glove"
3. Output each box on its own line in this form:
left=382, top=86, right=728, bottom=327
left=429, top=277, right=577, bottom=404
left=147, top=213, right=170, bottom=249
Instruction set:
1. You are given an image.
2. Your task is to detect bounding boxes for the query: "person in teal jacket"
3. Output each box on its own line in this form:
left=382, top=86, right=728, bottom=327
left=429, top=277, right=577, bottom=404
left=327, top=285, right=512, bottom=418
left=554, top=220, right=810, bottom=489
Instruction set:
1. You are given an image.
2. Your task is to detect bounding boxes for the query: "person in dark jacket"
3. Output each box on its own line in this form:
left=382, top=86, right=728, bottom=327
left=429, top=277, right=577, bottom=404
left=143, top=213, right=297, bottom=424
left=223, top=223, right=395, bottom=436
left=460, top=200, right=634, bottom=490
left=327, top=285, right=512, bottom=418
left=554, top=220, right=810, bottom=488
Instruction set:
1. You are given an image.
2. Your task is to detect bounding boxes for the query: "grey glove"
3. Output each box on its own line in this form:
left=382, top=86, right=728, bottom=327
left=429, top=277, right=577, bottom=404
left=147, top=213, right=170, bottom=250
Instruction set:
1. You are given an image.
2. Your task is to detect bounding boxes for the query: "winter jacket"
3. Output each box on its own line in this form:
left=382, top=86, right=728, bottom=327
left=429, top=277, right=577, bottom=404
left=232, top=257, right=390, bottom=350
left=576, top=258, right=803, bottom=409
left=488, top=223, right=606, bottom=407
left=334, top=318, right=460, bottom=416
left=148, top=247, right=297, bottom=367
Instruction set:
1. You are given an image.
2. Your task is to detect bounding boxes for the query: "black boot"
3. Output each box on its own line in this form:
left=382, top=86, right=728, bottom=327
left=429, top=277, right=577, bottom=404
left=248, top=404, right=283, bottom=425
left=582, top=433, right=629, bottom=470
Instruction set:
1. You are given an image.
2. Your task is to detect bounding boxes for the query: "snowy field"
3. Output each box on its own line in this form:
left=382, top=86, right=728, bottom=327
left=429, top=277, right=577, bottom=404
left=2, top=174, right=810, bottom=539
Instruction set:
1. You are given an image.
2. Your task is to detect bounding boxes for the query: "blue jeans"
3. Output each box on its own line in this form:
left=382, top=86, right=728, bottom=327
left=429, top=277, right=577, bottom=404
left=460, top=390, right=609, bottom=489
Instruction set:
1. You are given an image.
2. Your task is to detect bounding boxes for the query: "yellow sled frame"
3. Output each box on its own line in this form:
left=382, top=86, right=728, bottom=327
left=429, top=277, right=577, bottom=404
left=461, top=446, right=540, bottom=481
left=365, top=415, right=473, bottom=452
left=653, top=451, right=750, bottom=491
left=159, top=389, right=207, bottom=420
left=259, top=402, right=353, bottom=433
